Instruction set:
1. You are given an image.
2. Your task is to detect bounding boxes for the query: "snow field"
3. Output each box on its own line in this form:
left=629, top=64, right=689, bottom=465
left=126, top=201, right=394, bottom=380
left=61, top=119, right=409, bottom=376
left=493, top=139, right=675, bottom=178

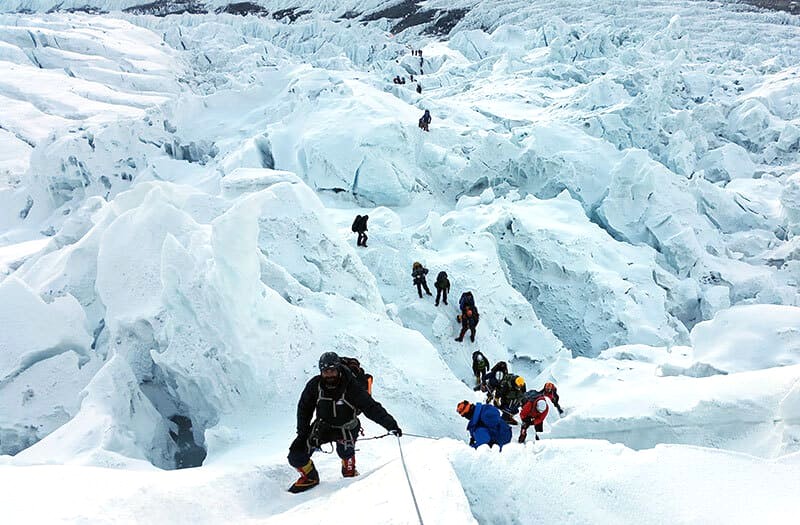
left=0, top=1, right=799, bottom=523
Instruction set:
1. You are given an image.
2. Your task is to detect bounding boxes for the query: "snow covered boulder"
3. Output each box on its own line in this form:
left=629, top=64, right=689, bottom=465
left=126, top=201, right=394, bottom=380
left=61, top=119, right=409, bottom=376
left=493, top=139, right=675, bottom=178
left=781, top=172, right=800, bottom=237
left=0, top=277, right=95, bottom=456
left=690, top=305, right=800, bottom=373
left=696, top=144, right=756, bottom=183
left=220, top=167, right=301, bottom=198
left=726, top=99, right=780, bottom=152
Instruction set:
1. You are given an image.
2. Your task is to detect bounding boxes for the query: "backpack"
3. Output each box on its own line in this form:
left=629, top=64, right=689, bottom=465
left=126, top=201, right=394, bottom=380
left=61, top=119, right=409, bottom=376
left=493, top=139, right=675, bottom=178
left=522, top=389, right=544, bottom=405
left=459, top=292, right=475, bottom=311
left=351, top=215, right=362, bottom=232
left=341, top=356, right=373, bottom=395
left=436, top=271, right=448, bottom=287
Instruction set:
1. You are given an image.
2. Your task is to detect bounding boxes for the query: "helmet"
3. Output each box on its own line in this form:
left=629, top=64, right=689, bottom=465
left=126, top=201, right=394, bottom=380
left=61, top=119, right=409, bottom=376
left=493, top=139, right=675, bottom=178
left=494, top=370, right=505, bottom=382
left=536, top=399, right=548, bottom=412
left=544, top=382, right=556, bottom=392
left=456, top=400, right=472, bottom=416
left=515, top=376, right=526, bottom=388
left=318, top=352, right=341, bottom=372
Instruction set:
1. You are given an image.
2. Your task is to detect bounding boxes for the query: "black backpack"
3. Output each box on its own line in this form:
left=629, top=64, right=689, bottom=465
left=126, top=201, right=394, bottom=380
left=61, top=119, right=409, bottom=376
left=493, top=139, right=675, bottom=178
left=351, top=215, right=362, bottom=232
left=436, top=271, right=448, bottom=286
left=341, top=356, right=373, bottom=395
left=522, top=389, right=544, bottom=404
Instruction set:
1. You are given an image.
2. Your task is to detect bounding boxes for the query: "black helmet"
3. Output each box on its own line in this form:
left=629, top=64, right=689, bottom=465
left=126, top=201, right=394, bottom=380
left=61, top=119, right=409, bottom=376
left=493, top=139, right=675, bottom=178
left=318, top=352, right=341, bottom=372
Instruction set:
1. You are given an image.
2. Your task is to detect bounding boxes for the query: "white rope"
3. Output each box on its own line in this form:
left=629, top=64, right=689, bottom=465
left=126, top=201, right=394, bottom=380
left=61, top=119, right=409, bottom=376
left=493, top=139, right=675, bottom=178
left=396, top=436, right=425, bottom=525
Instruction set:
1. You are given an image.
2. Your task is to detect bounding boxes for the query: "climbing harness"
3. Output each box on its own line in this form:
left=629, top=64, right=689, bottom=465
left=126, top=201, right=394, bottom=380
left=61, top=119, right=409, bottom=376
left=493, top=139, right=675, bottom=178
left=396, top=436, right=425, bottom=525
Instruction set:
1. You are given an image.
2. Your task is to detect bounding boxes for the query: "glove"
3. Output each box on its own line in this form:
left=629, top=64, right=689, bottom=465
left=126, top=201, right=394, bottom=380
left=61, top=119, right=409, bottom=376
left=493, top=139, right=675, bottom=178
left=390, top=428, right=403, bottom=437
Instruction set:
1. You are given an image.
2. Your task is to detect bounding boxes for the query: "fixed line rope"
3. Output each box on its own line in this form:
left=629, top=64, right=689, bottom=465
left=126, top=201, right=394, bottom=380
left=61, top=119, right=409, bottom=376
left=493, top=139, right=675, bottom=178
left=396, top=436, right=425, bottom=525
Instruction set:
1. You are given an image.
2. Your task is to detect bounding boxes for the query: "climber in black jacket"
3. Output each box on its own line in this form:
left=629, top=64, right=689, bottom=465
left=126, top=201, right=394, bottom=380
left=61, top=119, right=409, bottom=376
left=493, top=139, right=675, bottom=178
left=287, top=352, right=401, bottom=493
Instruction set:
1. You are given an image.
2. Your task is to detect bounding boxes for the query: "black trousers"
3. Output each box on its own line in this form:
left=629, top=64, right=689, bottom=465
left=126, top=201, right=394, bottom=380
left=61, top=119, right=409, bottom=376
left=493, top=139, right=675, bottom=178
left=458, top=325, right=476, bottom=341
left=356, top=231, right=368, bottom=246
left=287, top=420, right=360, bottom=468
left=416, top=281, right=431, bottom=297
left=435, top=287, right=448, bottom=305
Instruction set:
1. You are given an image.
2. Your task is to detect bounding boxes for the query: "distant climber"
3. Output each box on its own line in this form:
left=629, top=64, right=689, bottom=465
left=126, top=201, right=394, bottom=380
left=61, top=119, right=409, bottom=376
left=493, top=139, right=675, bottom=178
left=455, top=306, right=479, bottom=342
left=457, top=400, right=512, bottom=450
left=412, top=262, right=432, bottom=298
left=287, top=352, right=401, bottom=493
left=519, top=390, right=549, bottom=442
left=495, top=374, right=526, bottom=425
left=472, top=351, right=490, bottom=390
left=416, top=83, right=422, bottom=94
left=351, top=214, right=368, bottom=247
left=418, top=109, right=431, bottom=132
left=410, top=74, right=415, bottom=82
left=542, top=382, right=565, bottom=416
left=458, top=291, right=476, bottom=314
left=434, top=271, right=450, bottom=306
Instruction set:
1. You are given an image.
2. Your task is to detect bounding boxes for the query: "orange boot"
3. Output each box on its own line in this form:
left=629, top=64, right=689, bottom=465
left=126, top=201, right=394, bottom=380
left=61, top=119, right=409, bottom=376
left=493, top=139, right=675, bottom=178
left=341, top=456, right=358, bottom=478
left=288, top=460, right=319, bottom=493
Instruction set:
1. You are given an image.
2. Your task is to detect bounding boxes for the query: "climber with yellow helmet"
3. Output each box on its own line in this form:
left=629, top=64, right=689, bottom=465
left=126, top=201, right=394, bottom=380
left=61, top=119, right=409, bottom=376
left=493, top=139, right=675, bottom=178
left=494, top=373, right=527, bottom=425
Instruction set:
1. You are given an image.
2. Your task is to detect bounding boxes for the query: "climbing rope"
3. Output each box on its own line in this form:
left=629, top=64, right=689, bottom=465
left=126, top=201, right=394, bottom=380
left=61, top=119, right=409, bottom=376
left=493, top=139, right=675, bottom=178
left=402, top=432, right=441, bottom=440
left=396, top=436, right=425, bottom=525
left=359, top=432, right=391, bottom=441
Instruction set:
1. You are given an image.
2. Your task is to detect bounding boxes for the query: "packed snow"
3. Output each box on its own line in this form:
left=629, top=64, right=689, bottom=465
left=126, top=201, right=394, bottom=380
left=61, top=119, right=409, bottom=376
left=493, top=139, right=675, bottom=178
left=0, top=0, right=799, bottom=523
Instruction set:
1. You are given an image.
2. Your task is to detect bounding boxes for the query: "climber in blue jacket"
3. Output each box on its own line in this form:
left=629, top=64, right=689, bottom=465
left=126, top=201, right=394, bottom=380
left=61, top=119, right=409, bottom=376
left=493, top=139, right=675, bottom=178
left=456, top=400, right=512, bottom=449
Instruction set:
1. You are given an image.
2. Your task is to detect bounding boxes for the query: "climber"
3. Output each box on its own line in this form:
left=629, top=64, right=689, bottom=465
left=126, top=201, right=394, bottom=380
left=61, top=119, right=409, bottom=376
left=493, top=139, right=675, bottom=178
left=410, top=73, right=415, bottom=82
left=458, top=291, right=476, bottom=314
left=481, top=361, right=507, bottom=400
left=287, top=352, right=402, bottom=493
left=519, top=391, right=549, bottom=442
left=392, top=76, right=400, bottom=84
left=434, top=271, right=450, bottom=306
left=418, top=109, right=431, bottom=132
left=472, top=351, right=490, bottom=390
left=457, top=400, right=512, bottom=450
left=495, top=374, right=526, bottom=425
left=416, top=83, right=422, bottom=94
left=412, top=262, right=432, bottom=298
left=351, top=214, right=368, bottom=247
left=542, top=382, right=565, bottom=416
left=455, top=306, right=479, bottom=342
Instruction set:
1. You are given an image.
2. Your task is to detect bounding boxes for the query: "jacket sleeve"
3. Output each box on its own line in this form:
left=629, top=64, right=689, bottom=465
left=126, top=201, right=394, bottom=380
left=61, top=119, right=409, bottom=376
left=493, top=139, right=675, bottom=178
left=296, top=378, right=318, bottom=435
left=349, top=383, right=399, bottom=431
left=552, top=392, right=563, bottom=412
left=520, top=401, right=533, bottom=422
left=423, top=268, right=428, bottom=275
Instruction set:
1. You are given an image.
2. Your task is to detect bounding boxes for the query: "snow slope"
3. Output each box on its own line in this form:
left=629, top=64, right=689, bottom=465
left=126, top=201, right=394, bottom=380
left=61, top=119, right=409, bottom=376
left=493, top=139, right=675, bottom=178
left=0, top=0, right=799, bottom=523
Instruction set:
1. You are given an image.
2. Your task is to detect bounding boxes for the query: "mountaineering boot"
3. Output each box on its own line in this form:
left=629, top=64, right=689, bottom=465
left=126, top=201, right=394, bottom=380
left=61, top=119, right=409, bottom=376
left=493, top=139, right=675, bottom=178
left=341, top=456, right=358, bottom=478
left=288, top=460, right=320, bottom=493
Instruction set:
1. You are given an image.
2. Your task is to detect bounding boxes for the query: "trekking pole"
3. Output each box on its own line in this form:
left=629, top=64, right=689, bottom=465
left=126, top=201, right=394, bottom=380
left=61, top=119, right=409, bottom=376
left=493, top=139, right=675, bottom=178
left=396, top=436, right=425, bottom=525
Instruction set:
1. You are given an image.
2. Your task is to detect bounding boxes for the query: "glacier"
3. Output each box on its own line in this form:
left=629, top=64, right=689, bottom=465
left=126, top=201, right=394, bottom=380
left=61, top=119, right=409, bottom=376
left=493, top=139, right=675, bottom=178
left=0, top=1, right=799, bottom=524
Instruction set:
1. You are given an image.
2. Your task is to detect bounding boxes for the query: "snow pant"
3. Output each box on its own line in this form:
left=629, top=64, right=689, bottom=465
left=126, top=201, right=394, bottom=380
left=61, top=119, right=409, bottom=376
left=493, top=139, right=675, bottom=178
left=472, top=366, right=487, bottom=388
left=435, top=287, right=448, bottom=306
left=416, top=281, right=431, bottom=298
left=457, top=325, right=476, bottom=342
left=356, top=231, right=368, bottom=247
left=287, top=419, right=360, bottom=468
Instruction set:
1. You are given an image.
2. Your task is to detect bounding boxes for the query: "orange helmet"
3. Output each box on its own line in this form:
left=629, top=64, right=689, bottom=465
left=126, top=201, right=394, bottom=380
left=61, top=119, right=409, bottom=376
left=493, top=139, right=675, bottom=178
left=456, top=400, right=473, bottom=416
left=544, top=382, right=556, bottom=392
